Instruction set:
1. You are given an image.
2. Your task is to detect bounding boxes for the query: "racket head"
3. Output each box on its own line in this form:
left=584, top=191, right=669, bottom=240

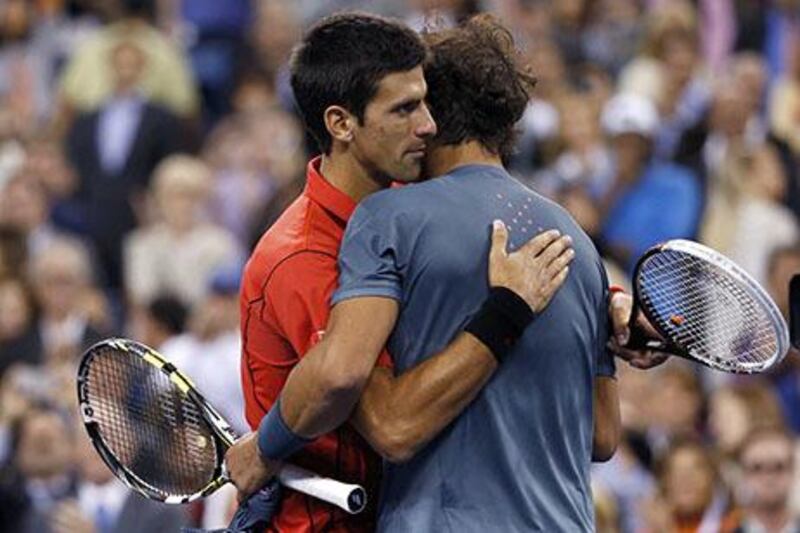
left=632, top=240, right=790, bottom=373
left=77, top=338, right=234, bottom=503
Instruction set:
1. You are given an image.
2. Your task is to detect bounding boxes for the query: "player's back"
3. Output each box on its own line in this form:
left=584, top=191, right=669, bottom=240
left=335, top=164, right=610, bottom=532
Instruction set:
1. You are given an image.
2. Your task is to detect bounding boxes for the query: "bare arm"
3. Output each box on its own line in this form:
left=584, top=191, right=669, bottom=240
left=280, top=296, right=399, bottom=437
left=352, top=223, right=574, bottom=462
left=592, top=376, right=620, bottom=462
left=352, top=335, right=496, bottom=463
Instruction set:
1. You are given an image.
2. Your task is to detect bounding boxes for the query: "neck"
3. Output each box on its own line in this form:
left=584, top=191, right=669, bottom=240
left=319, top=151, right=385, bottom=203
left=748, top=506, right=791, bottom=531
left=425, top=141, right=503, bottom=177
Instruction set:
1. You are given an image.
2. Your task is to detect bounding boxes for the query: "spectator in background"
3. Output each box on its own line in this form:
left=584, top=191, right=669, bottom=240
left=0, top=277, right=37, bottom=377
left=512, top=38, right=567, bottom=175
left=647, top=364, right=705, bottom=451
left=619, top=1, right=711, bottom=161
left=56, top=0, right=198, bottom=126
left=599, top=92, right=703, bottom=273
left=175, top=0, right=252, bottom=125
left=708, top=382, right=787, bottom=489
left=66, top=39, right=184, bottom=290
left=769, top=35, right=800, bottom=157
left=582, top=0, right=642, bottom=77
left=698, top=110, right=797, bottom=284
left=0, top=0, right=51, bottom=133
left=245, top=0, right=301, bottom=112
left=0, top=224, right=27, bottom=278
left=206, top=108, right=305, bottom=244
left=160, top=263, right=246, bottom=433
left=135, top=294, right=187, bottom=352
left=0, top=172, right=61, bottom=258
left=0, top=405, right=76, bottom=533
left=644, top=438, right=741, bottom=533
left=23, top=134, right=83, bottom=235
left=28, top=236, right=104, bottom=366
left=765, top=244, right=800, bottom=434
left=123, top=155, right=242, bottom=308
left=735, top=427, right=800, bottom=533
left=48, top=419, right=189, bottom=533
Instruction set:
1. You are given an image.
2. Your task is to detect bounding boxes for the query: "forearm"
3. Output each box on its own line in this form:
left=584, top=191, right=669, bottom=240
left=271, top=297, right=399, bottom=444
left=280, top=339, right=369, bottom=438
left=353, top=333, right=497, bottom=462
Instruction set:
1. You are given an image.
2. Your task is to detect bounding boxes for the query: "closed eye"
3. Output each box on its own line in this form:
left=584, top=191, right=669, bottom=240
left=392, top=99, right=421, bottom=115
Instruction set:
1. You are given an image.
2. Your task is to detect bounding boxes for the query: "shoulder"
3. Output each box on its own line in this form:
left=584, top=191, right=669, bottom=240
left=354, top=179, right=452, bottom=226
left=242, top=247, right=336, bottom=304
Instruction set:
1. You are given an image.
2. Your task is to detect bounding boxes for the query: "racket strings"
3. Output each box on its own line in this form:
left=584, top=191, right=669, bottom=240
left=84, top=346, right=218, bottom=498
left=638, top=251, right=779, bottom=371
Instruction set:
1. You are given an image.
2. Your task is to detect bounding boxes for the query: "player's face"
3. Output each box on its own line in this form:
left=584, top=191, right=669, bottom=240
left=352, top=66, right=437, bottom=184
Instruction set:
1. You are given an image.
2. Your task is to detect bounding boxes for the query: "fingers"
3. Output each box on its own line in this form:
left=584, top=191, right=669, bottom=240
left=536, top=234, right=573, bottom=267
left=545, top=247, right=575, bottom=279
left=489, top=220, right=510, bottom=263
left=607, top=338, right=671, bottom=369
left=517, top=228, right=562, bottom=257
left=635, top=310, right=663, bottom=340
left=609, top=292, right=633, bottom=345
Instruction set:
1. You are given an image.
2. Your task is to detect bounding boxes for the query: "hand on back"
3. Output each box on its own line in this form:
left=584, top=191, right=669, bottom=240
left=488, top=220, right=574, bottom=313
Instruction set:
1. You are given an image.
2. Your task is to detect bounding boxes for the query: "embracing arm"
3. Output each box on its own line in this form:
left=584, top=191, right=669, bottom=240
left=352, top=335, right=496, bottom=463
left=280, top=296, right=398, bottom=437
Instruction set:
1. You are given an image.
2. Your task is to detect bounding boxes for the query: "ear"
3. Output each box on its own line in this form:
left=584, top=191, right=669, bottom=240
left=323, top=105, right=356, bottom=145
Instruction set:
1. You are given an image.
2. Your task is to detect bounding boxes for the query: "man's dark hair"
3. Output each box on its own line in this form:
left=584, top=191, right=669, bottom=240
left=423, top=14, right=537, bottom=161
left=290, top=12, right=427, bottom=154
left=147, top=295, right=188, bottom=335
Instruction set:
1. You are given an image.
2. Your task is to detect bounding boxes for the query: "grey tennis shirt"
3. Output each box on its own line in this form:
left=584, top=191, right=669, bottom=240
left=332, top=165, right=615, bottom=532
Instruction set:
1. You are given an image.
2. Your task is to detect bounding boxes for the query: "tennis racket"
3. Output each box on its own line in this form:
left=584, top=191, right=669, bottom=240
left=627, top=239, right=790, bottom=373
left=77, top=338, right=367, bottom=513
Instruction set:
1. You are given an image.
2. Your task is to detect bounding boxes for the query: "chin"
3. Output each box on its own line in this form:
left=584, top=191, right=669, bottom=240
left=392, top=166, right=422, bottom=184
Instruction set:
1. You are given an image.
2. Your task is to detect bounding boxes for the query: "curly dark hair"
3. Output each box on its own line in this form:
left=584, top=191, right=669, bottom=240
left=290, top=12, right=427, bottom=155
left=423, top=14, right=537, bottom=161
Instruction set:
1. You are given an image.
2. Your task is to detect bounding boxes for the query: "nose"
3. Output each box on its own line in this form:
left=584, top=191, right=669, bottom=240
left=416, top=102, right=437, bottom=138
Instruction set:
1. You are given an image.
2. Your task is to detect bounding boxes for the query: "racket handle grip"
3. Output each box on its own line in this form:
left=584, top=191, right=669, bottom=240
left=278, top=464, right=367, bottom=515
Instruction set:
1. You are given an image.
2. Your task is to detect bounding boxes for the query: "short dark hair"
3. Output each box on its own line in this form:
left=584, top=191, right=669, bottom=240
left=147, top=295, right=188, bottom=335
left=290, top=12, right=427, bottom=154
left=423, top=14, right=537, bottom=161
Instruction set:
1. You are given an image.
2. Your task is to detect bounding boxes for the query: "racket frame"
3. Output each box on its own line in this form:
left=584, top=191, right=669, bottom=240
left=78, top=338, right=368, bottom=514
left=629, top=239, right=789, bottom=373
left=77, top=338, right=233, bottom=504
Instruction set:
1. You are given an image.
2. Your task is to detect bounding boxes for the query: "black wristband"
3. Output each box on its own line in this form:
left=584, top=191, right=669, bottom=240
left=464, top=287, right=535, bottom=360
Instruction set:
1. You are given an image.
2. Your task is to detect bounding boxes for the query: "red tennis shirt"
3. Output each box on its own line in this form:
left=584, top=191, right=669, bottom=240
left=240, top=157, right=390, bottom=532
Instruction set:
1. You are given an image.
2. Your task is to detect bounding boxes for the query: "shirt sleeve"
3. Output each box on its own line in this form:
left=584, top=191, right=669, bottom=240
left=596, top=261, right=617, bottom=378
left=265, top=251, right=394, bottom=368
left=332, top=204, right=404, bottom=305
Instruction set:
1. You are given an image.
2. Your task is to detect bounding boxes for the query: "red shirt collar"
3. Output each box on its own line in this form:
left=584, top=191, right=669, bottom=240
left=304, top=156, right=357, bottom=223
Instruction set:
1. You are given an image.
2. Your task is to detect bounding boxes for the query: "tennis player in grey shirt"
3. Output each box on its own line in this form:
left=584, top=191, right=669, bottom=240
left=334, top=161, right=613, bottom=531
left=225, top=13, right=666, bottom=532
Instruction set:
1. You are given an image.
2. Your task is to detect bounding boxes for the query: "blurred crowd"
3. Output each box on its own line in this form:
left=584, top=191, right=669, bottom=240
left=0, top=0, right=798, bottom=532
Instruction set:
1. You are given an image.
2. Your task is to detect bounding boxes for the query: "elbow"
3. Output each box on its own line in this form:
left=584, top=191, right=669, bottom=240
left=371, top=427, right=418, bottom=464
left=318, top=368, right=369, bottom=407
left=359, top=412, right=420, bottom=463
